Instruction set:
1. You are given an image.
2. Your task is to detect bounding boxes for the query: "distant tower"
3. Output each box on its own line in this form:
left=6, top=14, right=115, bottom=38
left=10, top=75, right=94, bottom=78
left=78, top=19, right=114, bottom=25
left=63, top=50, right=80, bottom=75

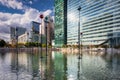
left=10, top=27, right=26, bottom=45
left=44, top=15, right=54, bottom=46
left=29, top=21, right=40, bottom=42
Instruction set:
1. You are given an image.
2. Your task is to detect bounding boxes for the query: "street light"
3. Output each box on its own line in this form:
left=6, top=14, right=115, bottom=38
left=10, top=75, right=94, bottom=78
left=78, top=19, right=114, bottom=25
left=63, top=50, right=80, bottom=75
left=81, top=32, right=83, bottom=56
left=15, top=27, right=18, bottom=50
left=44, top=16, right=50, bottom=56
left=78, top=6, right=81, bottom=59
left=39, top=14, right=44, bottom=58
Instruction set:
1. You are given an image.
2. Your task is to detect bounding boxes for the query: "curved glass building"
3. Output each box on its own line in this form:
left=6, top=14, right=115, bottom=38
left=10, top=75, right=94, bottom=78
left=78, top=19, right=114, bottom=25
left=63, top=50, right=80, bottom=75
left=67, top=0, right=120, bottom=46
left=67, top=0, right=80, bottom=45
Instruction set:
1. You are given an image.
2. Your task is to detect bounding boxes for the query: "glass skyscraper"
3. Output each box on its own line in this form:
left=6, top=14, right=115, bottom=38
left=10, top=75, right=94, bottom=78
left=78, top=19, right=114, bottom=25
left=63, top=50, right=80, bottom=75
left=54, top=0, right=67, bottom=47
left=30, top=21, right=40, bottom=42
left=31, top=21, right=40, bottom=34
left=67, top=0, right=80, bottom=45
left=67, top=0, right=120, bottom=46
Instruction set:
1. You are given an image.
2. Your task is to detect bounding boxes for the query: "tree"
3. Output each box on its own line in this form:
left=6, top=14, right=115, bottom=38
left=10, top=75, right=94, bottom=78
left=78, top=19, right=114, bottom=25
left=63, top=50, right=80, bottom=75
left=25, top=42, right=41, bottom=47
left=0, top=39, right=6, bottom=47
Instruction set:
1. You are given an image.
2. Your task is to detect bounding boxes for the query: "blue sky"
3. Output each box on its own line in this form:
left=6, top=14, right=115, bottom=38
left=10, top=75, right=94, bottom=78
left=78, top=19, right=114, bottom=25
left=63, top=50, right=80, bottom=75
left=0, top=0, right=54, bottom=41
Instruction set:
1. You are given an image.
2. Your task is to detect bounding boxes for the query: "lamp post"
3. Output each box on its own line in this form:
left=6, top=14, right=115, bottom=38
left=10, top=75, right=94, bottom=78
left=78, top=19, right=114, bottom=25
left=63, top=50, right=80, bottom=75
left=40, top=14, right=44, bottom=58
left=81, top=32, right=83, bottom=56
left=78, top=6, right=81, bottom=59
left=44, top=16, right=49, bottom=56
left=15, top=27, right=18, bottom=50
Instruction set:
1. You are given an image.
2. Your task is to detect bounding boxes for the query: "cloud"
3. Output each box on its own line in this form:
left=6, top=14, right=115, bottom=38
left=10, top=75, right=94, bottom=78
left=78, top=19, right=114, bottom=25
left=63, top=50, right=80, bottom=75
left=0, top=0, right=24, bottom=10
left=0, top=0, right=53, bottom=41
left=43, top=9, right=52, bottom=16
left=0, top=33, right=10, bottom=42
left=0, top=12, right=11, bottom=21
left=0, top=9, right=53, bottom=41
left=29, top=1, right=33, bottom=5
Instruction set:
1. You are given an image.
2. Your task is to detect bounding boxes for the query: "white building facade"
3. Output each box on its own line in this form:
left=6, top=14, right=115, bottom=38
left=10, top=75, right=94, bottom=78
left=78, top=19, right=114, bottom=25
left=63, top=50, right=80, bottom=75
left=18, top=32, right=29, bottom=44
left=67, top=0, right=120, bottom=46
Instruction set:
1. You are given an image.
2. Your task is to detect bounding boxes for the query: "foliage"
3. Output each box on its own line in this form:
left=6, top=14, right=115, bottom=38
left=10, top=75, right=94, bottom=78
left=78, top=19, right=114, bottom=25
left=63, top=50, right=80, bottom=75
left=48, top=45, right=52, bottom=48
left=0, top=39, right=6, bottom=47
left=62, top=44, right=68, bottom=48
left=25, top=42, right=41, bottom=47
left=42, top=44, right=46, bottom=47
left=72, top=45, right=79, bottom=48
left=6, top=43, right=12, bottom=47
left=18, top=43, right=25, bottom=48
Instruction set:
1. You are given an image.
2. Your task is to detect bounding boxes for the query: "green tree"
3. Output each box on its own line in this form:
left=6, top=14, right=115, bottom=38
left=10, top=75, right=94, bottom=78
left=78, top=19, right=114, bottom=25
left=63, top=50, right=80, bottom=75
left=25, top=42, right=41, bottom=47
left=0, top=39, right=6, bottom=47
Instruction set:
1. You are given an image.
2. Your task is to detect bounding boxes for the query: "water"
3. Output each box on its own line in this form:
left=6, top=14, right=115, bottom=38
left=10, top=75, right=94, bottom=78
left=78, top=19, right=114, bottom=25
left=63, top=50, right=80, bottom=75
left=0, top=49, right=120, bottom=80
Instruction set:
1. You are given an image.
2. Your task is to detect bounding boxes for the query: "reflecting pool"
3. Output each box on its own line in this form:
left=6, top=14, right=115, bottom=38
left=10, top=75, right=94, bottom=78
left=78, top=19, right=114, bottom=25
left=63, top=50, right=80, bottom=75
left=0, top=49, right=120, bottom=80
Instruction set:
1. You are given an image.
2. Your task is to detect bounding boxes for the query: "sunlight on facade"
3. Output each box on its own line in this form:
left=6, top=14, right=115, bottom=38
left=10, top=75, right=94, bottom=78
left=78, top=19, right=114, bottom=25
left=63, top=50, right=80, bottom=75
left=68, top=13, right=78, bottom=22
left=81, top=16, right=87, bottom=23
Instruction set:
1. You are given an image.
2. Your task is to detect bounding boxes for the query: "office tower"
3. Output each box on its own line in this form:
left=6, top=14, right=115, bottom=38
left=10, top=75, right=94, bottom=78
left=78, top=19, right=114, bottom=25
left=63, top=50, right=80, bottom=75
left=67, top=0, right=120, bottom=47
left=10, top=27, right=26, bottom=44
left=44, top=15, right=54, bottom=45
left=18, top=21, right=42, bottom=44
left=31, top=21, right=40, bottom=34
left=67, top=0, right=80, bottom=45
left=29, top=21, right=40, bottom=42
left=18, top=32, right=29, bottom=44
left=54, top=0, right=67, bottom=47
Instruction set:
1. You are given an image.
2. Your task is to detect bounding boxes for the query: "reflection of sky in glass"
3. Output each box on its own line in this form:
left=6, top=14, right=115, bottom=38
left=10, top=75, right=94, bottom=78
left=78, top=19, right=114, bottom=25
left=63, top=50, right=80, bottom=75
left=54, top=0, right=65, bottom=46
left=32, top=21, right=40, bottom=33
left=78, top=0, right=120, bottom=45
left=67, top=0, right=80, bottom=44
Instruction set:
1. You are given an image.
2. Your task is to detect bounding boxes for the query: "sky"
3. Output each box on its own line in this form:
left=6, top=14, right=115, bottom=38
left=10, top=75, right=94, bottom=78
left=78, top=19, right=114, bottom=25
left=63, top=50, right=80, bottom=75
left=0, top=0, right=54, bottom=41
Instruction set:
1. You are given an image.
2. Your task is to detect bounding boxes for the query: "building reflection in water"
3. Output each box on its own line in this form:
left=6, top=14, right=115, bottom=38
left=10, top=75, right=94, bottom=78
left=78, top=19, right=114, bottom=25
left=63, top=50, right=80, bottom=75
left=77, top=57, right=82, bottom=80
left=1, top=49, right=120, bottom=80
left=11, top=50, right=19, bottom=80
left=11, top=50, right=40, bottom=80
left=52, top=51, right=67, bottom=80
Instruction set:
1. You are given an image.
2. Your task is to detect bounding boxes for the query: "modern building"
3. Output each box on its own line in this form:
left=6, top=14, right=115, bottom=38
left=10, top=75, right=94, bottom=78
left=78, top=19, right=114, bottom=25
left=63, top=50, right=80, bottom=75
left=10, top=21, right=40, bottom=44
left=29, top=30, right=41, bottom=43
left=38, top=15, right=55, bottom=45
left=10, top=27, right=26, bottom=44
left=66, top=0, right=120, bottom=47
left=18, top=31, right=41, bottom=44
left=54, top=0, right=67, bottom=47
left=44, top=15, right=54, bottom=45
left=31, top=21, right=40, bottom=34
left=30, top=21, right=41, bottom=42
left=18, top=32, right=29, bottom=44
left=67, top=0, right=80, bottom=45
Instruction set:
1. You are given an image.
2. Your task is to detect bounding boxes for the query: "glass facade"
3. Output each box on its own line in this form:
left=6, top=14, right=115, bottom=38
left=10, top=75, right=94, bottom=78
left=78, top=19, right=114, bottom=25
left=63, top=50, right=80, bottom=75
left=10, top=27, right=26, bottom=44
left=31, top=21, right=40, bottom=34
left=67, top=0, right=120, bottom=45
left=10, top=27, right=26, bottom=40
left=30, top=21, right=40, bottom=42
left=54, top=0, right=67, bottom=47
left=67, top=0, right=80, bottom=45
